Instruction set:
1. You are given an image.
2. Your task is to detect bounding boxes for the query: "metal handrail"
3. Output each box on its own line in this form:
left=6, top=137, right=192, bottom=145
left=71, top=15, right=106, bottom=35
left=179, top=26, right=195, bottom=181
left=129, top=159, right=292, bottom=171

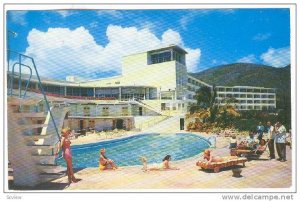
left=10, top=62, right=32, bottom=98
left=7, top=50, right=61, bottom=142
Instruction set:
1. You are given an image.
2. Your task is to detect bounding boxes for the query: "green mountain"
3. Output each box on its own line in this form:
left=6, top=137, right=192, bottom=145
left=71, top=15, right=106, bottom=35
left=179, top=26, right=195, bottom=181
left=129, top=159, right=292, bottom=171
left=189, top=63, right=290, bottom=88
left=189, top=63, right=291, bottom=109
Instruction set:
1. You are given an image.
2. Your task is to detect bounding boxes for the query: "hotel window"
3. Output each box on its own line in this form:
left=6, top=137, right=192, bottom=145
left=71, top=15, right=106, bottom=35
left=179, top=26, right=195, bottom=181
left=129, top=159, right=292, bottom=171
left=83, top=106, right=90, bottom=116
left=173, top=51, right=185, bottom=64
left=254, top=89, right=261, bottom=93
left=261, top=89, right=268, bottom=93
left=240, top=88, right=246, bottom=92
left=254, top=100, right=261, bottom=104
left=233, top=88, right=239, bottom=92
left=254, top=106, right=261, bottom=110
left=268, top=95, right=275, bottom=98
left=254, top=94, right=260, bottom=98
left=246, top=88, right=254, bottom=92
left=240, top=94, right=246, bottom=98
left=122, top=107, right=129, bottom=116
left=269, top=106, right=275, bottom=110
left=248, top=106, right=253, bottom=110
left=268, top=89, right=275, bottom=93
left=261, top=95, right=267, bottom=98
left=234, top=94, right=239, bottom=98
left=247, top=94, right=253, bottom=98
left=150, top=51, right=171, bottom=64
left=217, top=88, right=225, bottom=92
left=268, top=100, right=275, bottom=104
left=102, top=107, right=109, bottom=116
left=247, top=100, right=253, bottom=104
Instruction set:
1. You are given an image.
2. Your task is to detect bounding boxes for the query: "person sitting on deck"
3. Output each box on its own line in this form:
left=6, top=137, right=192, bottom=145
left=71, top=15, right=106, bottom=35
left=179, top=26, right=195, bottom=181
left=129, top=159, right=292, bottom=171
left=238, top=131, right=259, bottom=150
left=99, top=148, right=118, bottom=171
left=229, top=135, right=237, bottom=149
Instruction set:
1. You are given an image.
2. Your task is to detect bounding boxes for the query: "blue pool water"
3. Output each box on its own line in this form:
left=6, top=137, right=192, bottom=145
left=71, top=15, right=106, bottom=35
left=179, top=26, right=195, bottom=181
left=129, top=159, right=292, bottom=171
left=57, top=133, right=210, bottom=168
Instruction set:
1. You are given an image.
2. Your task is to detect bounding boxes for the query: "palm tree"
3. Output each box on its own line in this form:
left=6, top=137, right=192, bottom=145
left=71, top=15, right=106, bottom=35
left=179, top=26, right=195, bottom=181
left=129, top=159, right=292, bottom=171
left=195, top=85, right=217, bottom=109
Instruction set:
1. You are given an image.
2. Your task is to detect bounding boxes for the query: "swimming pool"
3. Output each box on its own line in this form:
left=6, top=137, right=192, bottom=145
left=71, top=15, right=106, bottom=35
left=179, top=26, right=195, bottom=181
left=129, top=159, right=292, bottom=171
left=57, top=133, right=210, bottom=168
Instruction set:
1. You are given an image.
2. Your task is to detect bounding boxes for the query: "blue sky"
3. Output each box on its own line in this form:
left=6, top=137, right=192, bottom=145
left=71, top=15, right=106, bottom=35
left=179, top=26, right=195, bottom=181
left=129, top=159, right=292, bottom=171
left=7, top=9, right=290, bottom=80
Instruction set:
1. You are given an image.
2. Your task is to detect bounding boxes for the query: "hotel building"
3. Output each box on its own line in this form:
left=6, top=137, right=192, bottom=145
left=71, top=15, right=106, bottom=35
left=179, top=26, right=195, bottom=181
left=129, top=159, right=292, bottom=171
left=9, top=45, right=277, bottom=132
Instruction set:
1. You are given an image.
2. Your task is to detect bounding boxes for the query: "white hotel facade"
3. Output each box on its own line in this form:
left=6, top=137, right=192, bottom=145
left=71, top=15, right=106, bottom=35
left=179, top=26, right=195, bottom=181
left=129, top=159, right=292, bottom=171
left=13, top=45, right=276, bottom=114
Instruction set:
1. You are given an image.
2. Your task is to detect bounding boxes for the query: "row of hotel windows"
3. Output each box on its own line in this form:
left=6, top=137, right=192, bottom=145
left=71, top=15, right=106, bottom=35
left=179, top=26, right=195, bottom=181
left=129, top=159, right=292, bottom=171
left=13, top=80, right=158, bottom=100
left=217, top=99, right=275, bottom=104
left=79, top=106, right=129, bottom=116
left=235, top=105, right=276, bottom=110
left=216, top=87, right=275, bottom=93
left=218, top=94, right=275, bottom=99
left=149, top=50, right=185, bottom=65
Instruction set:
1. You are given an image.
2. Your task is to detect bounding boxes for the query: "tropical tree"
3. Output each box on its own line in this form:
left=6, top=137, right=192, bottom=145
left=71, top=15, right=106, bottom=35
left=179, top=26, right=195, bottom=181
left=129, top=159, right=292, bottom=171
left=195, top=85, right=217, bottom=109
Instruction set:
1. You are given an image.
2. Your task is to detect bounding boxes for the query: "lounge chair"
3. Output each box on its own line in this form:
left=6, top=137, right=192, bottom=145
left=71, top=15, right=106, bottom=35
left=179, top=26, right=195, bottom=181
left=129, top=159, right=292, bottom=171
left=231, top=140, right=269, bottom=159
left=196, top=156, right=247, bottom=173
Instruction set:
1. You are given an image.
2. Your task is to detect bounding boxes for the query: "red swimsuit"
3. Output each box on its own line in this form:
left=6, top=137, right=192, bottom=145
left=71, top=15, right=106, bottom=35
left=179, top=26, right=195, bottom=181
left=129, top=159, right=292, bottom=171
left=62, top=139, right=72, bottom=159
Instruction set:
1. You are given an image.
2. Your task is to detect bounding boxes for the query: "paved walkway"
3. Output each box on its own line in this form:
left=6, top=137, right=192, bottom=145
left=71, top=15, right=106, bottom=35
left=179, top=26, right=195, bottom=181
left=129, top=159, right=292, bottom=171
left=34, top=136, right=292, bottom=190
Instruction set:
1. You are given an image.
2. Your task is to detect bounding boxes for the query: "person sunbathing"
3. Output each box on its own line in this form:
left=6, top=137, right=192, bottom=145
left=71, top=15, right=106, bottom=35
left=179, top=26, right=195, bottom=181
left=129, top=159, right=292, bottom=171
left=202, top=149, right=224, bottom=164
left=140, top=155, right=179, bottom=171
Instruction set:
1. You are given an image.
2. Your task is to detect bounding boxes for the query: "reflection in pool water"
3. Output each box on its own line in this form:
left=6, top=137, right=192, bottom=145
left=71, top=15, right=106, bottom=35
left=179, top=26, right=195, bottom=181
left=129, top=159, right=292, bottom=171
left=57, top=133, right=210, bottom=168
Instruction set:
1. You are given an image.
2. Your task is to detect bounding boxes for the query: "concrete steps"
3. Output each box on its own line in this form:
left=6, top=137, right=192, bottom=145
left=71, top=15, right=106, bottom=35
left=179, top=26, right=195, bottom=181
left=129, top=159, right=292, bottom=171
left=7, top=97, right=68, bottom=187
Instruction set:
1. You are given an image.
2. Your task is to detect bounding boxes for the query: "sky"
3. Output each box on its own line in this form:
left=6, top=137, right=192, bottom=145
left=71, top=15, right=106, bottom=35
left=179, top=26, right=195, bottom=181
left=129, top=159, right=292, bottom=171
left=6, top=9, right=290, bottom=80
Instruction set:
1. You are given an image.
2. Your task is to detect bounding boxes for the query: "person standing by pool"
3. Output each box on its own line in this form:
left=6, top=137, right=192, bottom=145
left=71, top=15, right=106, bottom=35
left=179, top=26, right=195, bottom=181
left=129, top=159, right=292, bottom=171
left=140, top=155, right=179, bottom=171
left=266, top=121, right=275, bottom=160
left=257, top=122, right=265, bottom=143
left=275, top=122, right=287, bottom=162
left=56, top=128, right=77, bottom=184
left=99, top=148, right=118, bottom=171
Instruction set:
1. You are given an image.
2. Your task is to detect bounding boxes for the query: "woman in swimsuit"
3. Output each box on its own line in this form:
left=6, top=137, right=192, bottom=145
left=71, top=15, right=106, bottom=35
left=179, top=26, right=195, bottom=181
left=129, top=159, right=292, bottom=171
left=56, top=128, right=77, bottom=184
left=140, top=155, right=179, bottom=171
left=203, top=149, right=224, bottom=164
left=99, top=148, right=118, bottom=171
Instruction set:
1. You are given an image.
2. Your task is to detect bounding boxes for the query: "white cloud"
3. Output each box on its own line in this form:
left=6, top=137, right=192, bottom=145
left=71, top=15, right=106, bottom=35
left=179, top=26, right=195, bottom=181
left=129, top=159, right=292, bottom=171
left=185, top=48, right=201, bottom=72
left=55, top=10, right=76, bottom=18
left=237, top=54, right=257, bottom=63
left=96, top=10, right=123, bottom=19
left=56, top=10, right=75, bottom=18
left=253, top=33, right=271, bottom=41
left=161, top=29, right=183, bottom=46
left=260, top=47, right=290, bottom=67
left=24, top=25, right=201, bottom=79
left=8, top=11, right=27, bottom=26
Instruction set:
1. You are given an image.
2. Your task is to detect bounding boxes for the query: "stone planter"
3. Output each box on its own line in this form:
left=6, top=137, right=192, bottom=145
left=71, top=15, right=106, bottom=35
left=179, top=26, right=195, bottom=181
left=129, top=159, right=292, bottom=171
left=232, top=168, right=242, bottom=177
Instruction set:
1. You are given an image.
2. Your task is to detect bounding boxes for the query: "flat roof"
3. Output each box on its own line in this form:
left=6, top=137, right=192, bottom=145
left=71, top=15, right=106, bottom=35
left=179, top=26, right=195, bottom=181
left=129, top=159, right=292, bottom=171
left=147, top=45, right=188, bottom=54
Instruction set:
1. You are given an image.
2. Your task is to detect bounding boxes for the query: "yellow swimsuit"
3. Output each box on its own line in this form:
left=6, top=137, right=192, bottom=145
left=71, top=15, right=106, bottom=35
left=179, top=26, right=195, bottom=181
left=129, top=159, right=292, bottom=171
left=99, top=163, right=106, bottom=171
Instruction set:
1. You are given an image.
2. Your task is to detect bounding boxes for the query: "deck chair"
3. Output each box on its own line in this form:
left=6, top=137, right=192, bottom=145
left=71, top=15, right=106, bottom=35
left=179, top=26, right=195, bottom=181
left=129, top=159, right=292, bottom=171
left=196, top=156, right=247, bottom=173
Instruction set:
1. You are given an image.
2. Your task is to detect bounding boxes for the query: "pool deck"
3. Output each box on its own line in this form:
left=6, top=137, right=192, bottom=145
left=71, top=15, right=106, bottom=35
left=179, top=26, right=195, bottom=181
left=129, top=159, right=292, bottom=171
left=32, top=132, right=292, bottom=191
